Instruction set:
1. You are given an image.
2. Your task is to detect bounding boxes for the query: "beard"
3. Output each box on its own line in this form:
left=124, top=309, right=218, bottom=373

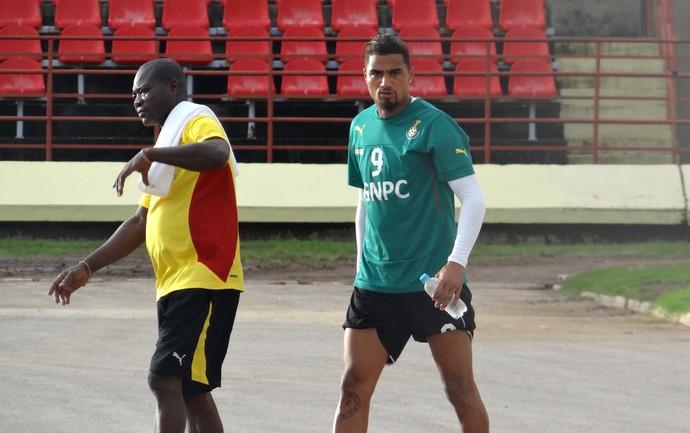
left=377, top=96, right=399, bottom=113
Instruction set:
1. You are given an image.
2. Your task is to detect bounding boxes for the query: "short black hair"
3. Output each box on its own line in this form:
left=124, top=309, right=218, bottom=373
left=140, top=58, right=187, bottom=88
left=364, top=34, right=411, bottom=68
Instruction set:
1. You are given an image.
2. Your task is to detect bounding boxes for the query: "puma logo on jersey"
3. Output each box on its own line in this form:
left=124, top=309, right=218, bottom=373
left=172, top=352, right=186, bottom=366
left=455, top=148, right=468, bottom=156
left=354, top=124, right=366, bottom=137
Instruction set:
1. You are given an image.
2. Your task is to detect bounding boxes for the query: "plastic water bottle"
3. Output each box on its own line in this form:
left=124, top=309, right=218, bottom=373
left=419, top=273, right=467, bottom=319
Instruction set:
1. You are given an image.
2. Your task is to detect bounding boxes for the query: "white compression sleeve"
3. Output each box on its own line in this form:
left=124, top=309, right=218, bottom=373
left=447, top=174, right=486, bottom=267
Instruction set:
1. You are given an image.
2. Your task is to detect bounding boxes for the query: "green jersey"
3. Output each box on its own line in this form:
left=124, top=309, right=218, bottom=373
left=348, top=98, right=475, bottom=293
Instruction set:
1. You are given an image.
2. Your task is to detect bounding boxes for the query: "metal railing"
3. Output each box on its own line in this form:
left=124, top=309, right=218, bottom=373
left=0, top=23, right=687, bottom=164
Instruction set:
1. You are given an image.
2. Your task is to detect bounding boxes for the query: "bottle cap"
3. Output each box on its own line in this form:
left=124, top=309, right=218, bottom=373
left=419, top=273, right=430, bottom=283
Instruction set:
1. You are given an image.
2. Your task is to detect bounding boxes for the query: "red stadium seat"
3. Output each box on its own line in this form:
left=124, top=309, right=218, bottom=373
left=498, top=0, right=547, bottom=32
left=0, top=57, right=45, bottom=96
left=453, top=59, right=502, bottom=98
left=225, top=26, right=272, bottom=63
left=410, top=58, right=447, bottom=98
left=0, top=0, right=43, bottom=28
left=165, top=25, right=214, bottom=65
left=107, top=0, right=156, bottom=30
left=54, top=0, right=102, bottom=29
left=335, top=26, right=377, bottom=63
left=398, top=26, right=444, bottom=63
left=0, top=25, right=43, bottom=62
left=110, top=25, right=157, bottom=65
left=330, top=0, right=379, bottom=32
left=227, top=58, right=275, bottom=97
left=280, top=26, right=329, bottom=64
left=222, top=0, right=271, bottom=32
left=502, top=26, right=550, bottom=64
left=449, top=27, right=497, bottom=64
left=276, top=0, right=325, bottom=32
left=57, top=24, right=106, bottom=64
left=336, top=59, right=367, bottom=97
left=507, top=58, right=557, bottom=97
left=280, top=59, right=330, bottom=96
left=162, top=0, right=209, bottom=31
left=445, top=0, right=493, bottom=32
left=391, top=0, right=439, bottom=31
left=0, top=56, right=45, bottom=138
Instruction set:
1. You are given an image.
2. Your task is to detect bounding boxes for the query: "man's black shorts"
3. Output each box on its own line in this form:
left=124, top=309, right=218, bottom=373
left=151, top=288, right=241, bottom=397
left=343, top=285, right=476, bottom=364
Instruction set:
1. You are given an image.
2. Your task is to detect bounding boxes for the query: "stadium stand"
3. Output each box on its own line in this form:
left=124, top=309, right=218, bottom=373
left=0, top=25, right=43, bottom=62
left=409, top=58, right=447, bottom=98
left=280, top=59, right=330, bottom=96
left=276, top=0, right=325, bottom=33
left=444, top=0, right=494, bottom=32
left=334, top=26, right=378, bottom=64
left=498, top=0, right=547, bottom=32
left=57, top=24, right=106, bottom=64
left=398, top=26, right=445, bottom=63
left=225, top=25, right=272, bottom=63
left=280, top=26, right=330, bottom=64
left=448, top=26, right=497, bottom=64
left=110, top=25, right=157, bottom=66
left=107, top=0, right=156, bottom=31
left=164, top=25, right=214, bottom=65
left=507, top=58, right=557, bottom=97
left=336, top=59, right=368, bottom=97
left=0, top=57, right=45, bottom=138
left=227, top=58, right=275, bottom=97
left=53, top=0, right=102, bottom=30
left=453, top=59, right=503, bottom=98
left=161, top=0, right=209, bottom=30
left=390, top=0, right=440, bottom=31
left=0, top=0, right=43, bottom=28
left=502, top=26, right=551, bottom=64
left=330, top=0, right=379, bottom=32
left=222, top=0, right=271, bottom=32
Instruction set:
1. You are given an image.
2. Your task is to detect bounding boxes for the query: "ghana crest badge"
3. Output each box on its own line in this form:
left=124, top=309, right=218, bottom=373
left=406, top=120, right=422, bottom=139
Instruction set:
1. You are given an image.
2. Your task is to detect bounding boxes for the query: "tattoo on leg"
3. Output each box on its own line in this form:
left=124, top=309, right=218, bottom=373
left=336, top=391, right=361, bottom=422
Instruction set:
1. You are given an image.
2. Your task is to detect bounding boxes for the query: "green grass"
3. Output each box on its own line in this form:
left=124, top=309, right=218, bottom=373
left=3, top=236, right=690, bottom=315
left=561, top=263, right=690, bottom=315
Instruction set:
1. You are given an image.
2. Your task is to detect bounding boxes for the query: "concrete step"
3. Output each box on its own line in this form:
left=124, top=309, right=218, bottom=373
left=564, top=123, right=672, bottom=140
left=567, top=151, right=674, bottom=164
left=555, top=41, right=662, bottom=56
left=559, top=98, right=667, bottom=120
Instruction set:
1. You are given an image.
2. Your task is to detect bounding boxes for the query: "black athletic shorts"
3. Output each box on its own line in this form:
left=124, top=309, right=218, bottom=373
left=151, top=288, right=241, bottom=397
left=343, top=285, right=476, bottom=364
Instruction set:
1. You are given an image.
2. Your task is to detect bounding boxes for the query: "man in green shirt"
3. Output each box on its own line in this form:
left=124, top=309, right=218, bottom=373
left=333, top=34, right=489, bottom=433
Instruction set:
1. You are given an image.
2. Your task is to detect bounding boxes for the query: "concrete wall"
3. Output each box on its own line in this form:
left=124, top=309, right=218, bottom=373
left=548, top=0, right=647, bottom=36
left=0, top=162, right=687, bottom=226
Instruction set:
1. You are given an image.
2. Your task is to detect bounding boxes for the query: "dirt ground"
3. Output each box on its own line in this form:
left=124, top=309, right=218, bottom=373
left=2, top=249, right=687, bottom=286
left=2, top=250, right=690, bottom=433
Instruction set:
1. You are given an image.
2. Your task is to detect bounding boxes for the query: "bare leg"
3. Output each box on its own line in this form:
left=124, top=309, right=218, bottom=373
left=428, top=331, right=489, bottom=433
left=148, top=372, right=186, bottom=433
left=332, top=328, right=388, bottom=433
left=185, top=392, right=223, bottom=433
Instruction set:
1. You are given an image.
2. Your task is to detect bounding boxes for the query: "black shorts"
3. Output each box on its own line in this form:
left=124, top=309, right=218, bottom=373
left=343, top=285, right=476, bottom=364
left=151, top=288, right=241, bottom=397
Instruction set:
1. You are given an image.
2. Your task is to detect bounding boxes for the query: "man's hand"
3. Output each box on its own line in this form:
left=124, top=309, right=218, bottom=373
left=48, top=263, right=90, bottom=305
left=114, top=149, right=152, bottom=196
left=432, top=261, right=466, bottom=311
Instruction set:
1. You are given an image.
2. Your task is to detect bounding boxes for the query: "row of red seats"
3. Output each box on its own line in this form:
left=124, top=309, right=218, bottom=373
left=0, top=0, right=548, bottom=34
left=0, top=23, right=551, bottom=67
left=0, top=55, right=556, bottom=100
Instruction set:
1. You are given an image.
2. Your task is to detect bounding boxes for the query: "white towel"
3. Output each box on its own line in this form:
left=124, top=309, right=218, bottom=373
left=138, top=101, right=239, bottom=197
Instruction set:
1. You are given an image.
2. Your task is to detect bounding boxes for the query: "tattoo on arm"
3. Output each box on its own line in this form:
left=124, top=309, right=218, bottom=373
left=336, top=391, right=361, bottom=422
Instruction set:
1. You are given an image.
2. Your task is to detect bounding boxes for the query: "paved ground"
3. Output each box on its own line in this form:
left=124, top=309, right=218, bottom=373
left=1, top=276, right=689, bottom=433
